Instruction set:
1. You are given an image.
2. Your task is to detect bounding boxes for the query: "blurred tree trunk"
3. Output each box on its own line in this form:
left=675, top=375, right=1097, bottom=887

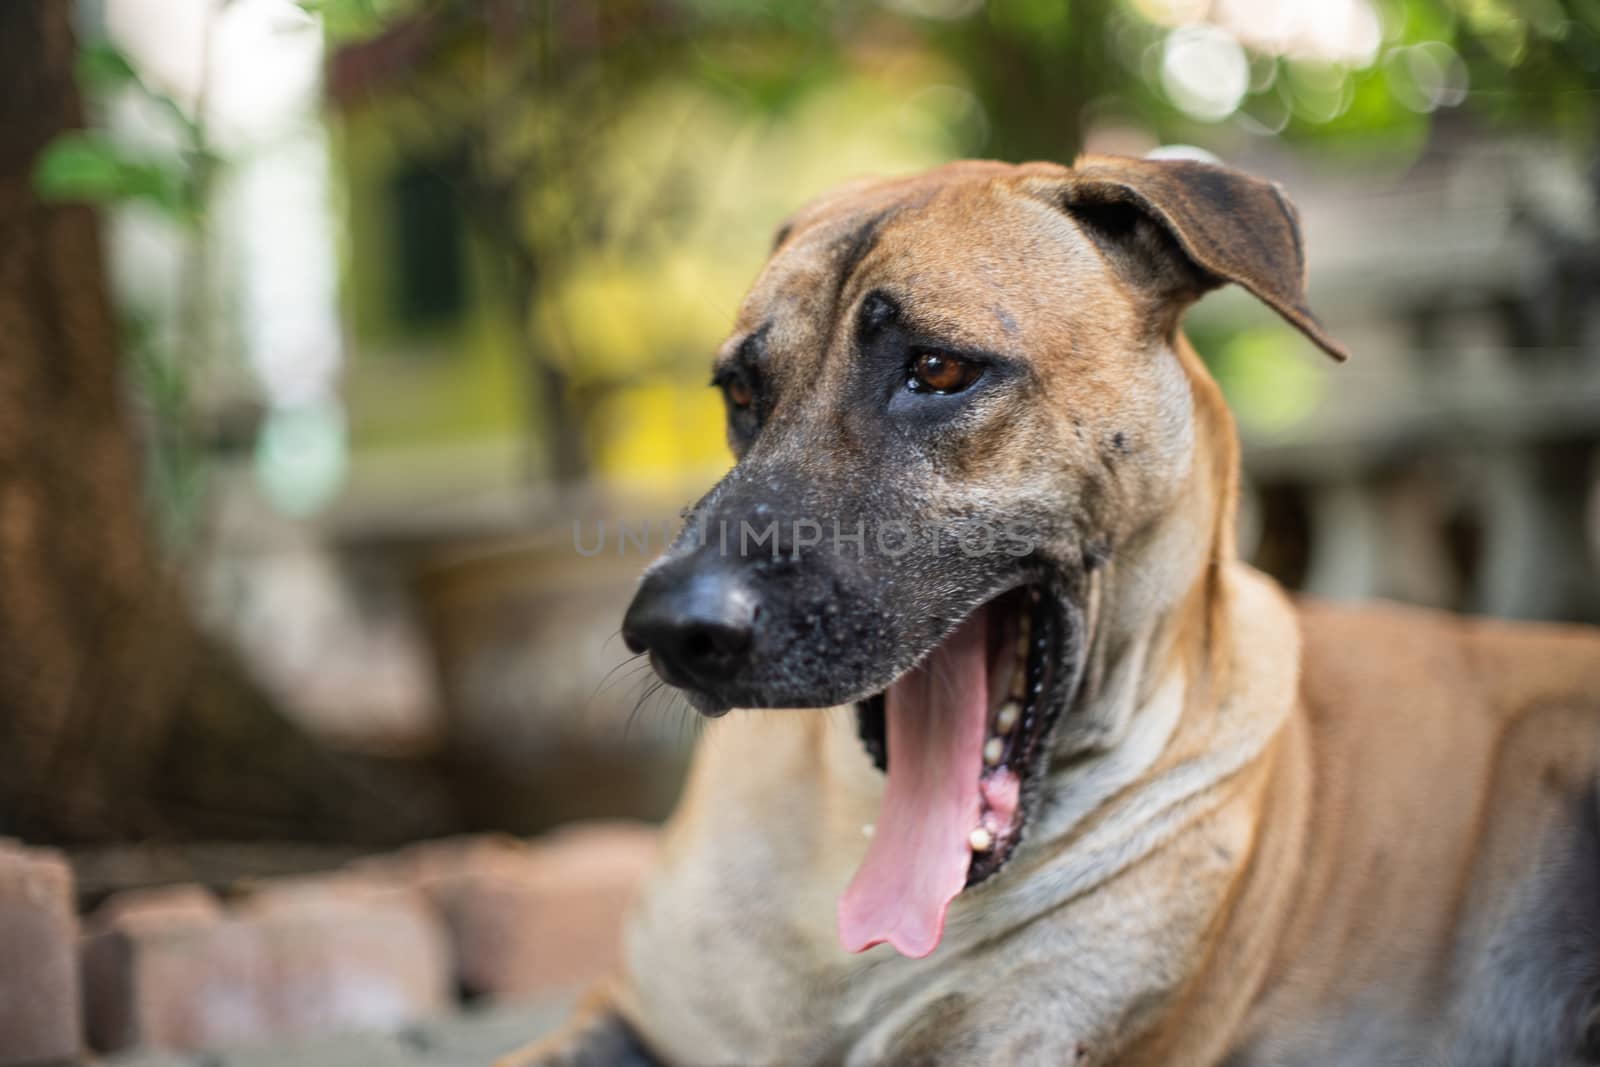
left=0, top=1, right=447, bottom=844
left=922, top=0, right=1112, bottom=164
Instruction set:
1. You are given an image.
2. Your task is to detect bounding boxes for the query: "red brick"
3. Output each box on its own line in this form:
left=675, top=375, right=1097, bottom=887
left=81, top=878, right=448, bottom=1053
left=81, top=886, right=258, bottom=1054
left=383, top=822, right=658, bottom=1001
left=0, top=841, right=80, bottom=1065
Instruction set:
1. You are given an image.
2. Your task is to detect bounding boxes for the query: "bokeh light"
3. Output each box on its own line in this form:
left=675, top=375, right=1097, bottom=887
left=1162, top=23, right=1250, bottom=121
left=1384, top=40, right=1471, bottom=112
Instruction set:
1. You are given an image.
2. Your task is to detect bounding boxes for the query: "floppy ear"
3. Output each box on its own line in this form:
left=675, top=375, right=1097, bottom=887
left=1050, top=155, right=1348, bottom=362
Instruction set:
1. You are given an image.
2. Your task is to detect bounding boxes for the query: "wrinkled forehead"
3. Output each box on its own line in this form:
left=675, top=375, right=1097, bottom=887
left=719, top=163, right=1106, bottom=375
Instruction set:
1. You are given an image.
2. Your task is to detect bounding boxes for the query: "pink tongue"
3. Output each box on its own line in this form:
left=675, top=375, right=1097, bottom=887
left=838, top=608, right=989, bottom=958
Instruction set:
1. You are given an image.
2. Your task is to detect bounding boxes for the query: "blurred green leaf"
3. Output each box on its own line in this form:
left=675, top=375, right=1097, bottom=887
left=75, top=41, right=142, bottom=94
left=300, top=0, right=418, bottom=41
left=692, top=35, right=843, bottom=115
left=1213, top=326, right=1326, bottom=435
left=34, top=133, right=195, bottom=221
left=35, top=134, right=127, bottom=195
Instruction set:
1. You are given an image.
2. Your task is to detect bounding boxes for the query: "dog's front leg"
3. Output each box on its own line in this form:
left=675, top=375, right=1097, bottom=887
left=495, top=983, right=666, bottom=1067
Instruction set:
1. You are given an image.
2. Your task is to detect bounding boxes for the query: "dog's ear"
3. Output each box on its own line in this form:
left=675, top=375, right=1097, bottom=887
left=1044, top=155, right=1348, bottom=362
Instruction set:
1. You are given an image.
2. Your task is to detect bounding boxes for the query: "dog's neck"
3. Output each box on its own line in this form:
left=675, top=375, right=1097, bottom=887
left=961, top=335, right=1292, bottom=932
left=1054, top=333, right=1241, bottom=769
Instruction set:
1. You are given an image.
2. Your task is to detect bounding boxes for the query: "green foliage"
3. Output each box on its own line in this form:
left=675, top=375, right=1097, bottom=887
left=34, top=132, right=200, bottom=222
left=298, top=0, right=419, bottom=42
left=1211, top=326, right=1327, bottom=435
left=691, top=32, right=847, bottom=115
left=74, top=40, right=141, bottom=93
left=33, top=39, right=209, bottom=223
left=1276, top=0, right=1600, bottom=149
left=896, top=0, right=1599, bottom=165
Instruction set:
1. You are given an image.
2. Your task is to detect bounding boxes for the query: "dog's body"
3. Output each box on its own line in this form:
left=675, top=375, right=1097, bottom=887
left=505, top=159, right=1600, bottom=1067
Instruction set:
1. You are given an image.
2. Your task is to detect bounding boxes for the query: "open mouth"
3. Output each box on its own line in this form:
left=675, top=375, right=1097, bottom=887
left=838, top=584, right=1068, bottom=959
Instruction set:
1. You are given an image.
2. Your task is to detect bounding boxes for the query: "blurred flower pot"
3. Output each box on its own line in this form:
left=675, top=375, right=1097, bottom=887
left=415, top=523, right=693, bottom=834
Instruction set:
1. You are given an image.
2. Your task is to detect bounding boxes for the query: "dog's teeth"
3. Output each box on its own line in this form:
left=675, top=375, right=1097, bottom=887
left=996, top=701, right=1019, bottom=734
left=983, top=737, right=1004, bottom=766
left=862, top=823, right=875, bottom=838
left=969, top=827, right=993, bottom=852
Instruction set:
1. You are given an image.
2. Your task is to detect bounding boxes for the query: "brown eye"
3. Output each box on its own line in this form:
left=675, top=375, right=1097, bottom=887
left=725, top=377, right=752, bottom=408
left=910, top=351, right=982, bottom=394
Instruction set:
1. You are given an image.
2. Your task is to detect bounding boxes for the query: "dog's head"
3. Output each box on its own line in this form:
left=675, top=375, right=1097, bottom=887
left=622, top=156, right=1344, bottom=957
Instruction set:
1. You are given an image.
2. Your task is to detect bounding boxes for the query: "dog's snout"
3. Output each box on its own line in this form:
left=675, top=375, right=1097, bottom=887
left=623, top=564, right=760, bottom=689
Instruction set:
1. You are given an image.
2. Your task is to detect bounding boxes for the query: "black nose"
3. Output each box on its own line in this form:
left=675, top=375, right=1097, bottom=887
left=622, top=564, right=759, bottom=689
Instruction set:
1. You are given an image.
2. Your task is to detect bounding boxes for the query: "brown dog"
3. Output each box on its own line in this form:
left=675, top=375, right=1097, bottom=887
left=502, top=157, right=1600, bottom=1066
